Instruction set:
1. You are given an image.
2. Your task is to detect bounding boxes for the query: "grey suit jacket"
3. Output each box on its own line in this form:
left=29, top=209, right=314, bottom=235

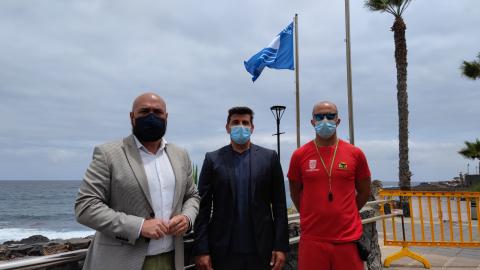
left=75, top=135, right=200, bottom=270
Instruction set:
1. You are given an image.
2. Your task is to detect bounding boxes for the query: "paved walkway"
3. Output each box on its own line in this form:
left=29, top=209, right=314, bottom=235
left=374, top=211, right=480, bottom=270
left=378, top=238, right=480, bottom=269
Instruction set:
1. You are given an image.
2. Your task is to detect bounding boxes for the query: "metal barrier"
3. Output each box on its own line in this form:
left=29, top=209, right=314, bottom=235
left=379, top=189, right=480, bottom=268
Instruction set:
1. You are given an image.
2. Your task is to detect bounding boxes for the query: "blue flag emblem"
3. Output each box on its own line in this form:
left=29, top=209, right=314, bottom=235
left=244, top=22, right=294, bottom=82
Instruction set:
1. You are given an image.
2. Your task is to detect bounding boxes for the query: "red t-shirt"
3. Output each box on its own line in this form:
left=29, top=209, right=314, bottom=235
left=287, top=139, right=371, bottom=243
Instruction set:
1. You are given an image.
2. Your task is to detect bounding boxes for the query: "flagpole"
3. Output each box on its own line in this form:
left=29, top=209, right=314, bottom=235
left=294, top=13, right=301, bottom=148
left=344, top=0, right=355, bottom=145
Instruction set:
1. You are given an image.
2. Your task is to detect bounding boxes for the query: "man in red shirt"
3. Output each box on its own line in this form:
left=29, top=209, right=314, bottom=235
left=288, top=101, right=371, bottom=270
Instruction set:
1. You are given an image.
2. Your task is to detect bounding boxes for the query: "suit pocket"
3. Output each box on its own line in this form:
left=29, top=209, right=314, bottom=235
left=96, top=234, right=123, bottom=246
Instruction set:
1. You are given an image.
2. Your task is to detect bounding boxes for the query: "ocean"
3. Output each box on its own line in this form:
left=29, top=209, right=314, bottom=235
left=0, top=180, right=93, bottom=243
left=0, top=179, right=407, bottom=243
left=0, top=180, right=293, bottom=244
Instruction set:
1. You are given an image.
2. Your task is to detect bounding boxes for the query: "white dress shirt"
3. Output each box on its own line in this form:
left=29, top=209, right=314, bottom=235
left=135, top=136, right=176, bottom=255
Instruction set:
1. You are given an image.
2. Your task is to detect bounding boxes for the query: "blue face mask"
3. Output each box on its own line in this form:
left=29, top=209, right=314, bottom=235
left=230, top=125, right=251, bottom=145
left=314, top=120, right=337, bottom=139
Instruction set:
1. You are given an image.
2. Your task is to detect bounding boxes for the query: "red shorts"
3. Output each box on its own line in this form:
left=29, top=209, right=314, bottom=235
left=298, top=239, right=364, bottom=270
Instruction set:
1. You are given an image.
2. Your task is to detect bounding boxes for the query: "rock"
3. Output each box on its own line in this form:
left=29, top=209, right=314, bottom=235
left=0, top=245, right=8, bottom=261
left=364, top=181, right=384, bottom=270
left=7, top=245, right=35, bottom=259
left=288, top=222, right=300, bottom=238
left=364, top=222, right=382, bottom=270
left=0, top=235, right=94, bottom=262
left=3, top=235, right=49, bottom=245
left=26, top=244, right=44, bottom=256
left=371, top=180, right=383, bottom=199
left=42, top=241, right=69, bottom=255
left=66, top=238, right=91, bottom=251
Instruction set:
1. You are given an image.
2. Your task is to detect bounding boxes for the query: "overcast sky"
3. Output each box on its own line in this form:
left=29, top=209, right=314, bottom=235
left=0, top=0, right=479, bottom=183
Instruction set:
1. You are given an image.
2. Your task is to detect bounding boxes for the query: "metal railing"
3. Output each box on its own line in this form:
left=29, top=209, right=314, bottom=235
left=0, top=201, right=395, bottom=270
left=0, top=250, right=86, bottom=270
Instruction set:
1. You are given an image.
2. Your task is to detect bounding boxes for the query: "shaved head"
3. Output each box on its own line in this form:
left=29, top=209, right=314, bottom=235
left=132, top=92, right=166, bottom=113
left=312, top=101, right=338, bottom=116
left=130, top=92, right=168, bottom=128
left=311, top=100, right=340, bottom=129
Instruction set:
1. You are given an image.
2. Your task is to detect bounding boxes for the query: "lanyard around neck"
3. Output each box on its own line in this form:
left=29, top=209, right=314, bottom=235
left=314, top=139, right=339, bottom=202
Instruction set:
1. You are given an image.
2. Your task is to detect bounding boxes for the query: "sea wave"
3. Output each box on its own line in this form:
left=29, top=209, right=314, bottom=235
left=0, top=228, right=94, bottom=243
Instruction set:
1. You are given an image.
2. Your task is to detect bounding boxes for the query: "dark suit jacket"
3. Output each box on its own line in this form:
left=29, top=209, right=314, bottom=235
left=193, top=144, right=289, bottom=261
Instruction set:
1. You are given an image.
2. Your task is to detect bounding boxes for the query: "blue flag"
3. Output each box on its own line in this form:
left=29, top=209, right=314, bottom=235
left=244, top=22, right=294, bottom=82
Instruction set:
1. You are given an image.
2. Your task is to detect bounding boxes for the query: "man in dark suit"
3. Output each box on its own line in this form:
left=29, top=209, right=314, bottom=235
left=194, top=107, right=289, bottom=270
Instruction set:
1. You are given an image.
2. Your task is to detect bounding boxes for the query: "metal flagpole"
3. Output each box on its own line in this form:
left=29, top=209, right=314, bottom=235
left=344, top=0, right=355, bottom=145
left=294, top=14, right=301, bottom=148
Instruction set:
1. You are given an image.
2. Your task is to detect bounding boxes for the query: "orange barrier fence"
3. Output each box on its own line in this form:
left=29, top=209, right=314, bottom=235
left=379, top=189, right=480, bottom=268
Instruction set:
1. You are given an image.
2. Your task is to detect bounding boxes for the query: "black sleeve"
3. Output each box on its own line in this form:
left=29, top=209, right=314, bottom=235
left=193, top=153, right=214, bottom=256
left=270, top=150, right=290, bottom=252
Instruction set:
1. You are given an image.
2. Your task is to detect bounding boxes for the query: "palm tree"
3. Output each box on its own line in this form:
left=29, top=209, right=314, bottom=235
left=364, top=0, right=413, bottom=189
left=461, top=53, right=480, bottom=80
left=459, top=139, right=480, bottom=175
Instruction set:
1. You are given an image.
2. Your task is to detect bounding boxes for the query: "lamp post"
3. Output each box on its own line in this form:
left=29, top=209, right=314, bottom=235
left=270, top=105, right=286, bottom=159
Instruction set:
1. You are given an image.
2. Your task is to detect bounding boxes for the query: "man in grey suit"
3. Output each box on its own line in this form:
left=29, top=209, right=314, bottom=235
left=75, top=92, right=200, bottom=270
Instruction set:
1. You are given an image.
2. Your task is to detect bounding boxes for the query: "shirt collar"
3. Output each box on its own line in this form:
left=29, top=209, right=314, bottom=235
left=133, top=135, right=167, bottom=154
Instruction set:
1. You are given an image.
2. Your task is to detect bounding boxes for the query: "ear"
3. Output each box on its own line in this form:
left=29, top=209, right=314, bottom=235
left=310, top=119, right=316, bottom=127
left=250, top=123, right=254, bottom=134
left=336, top=118, right=341, bottom=126
left=226, top=123, right=231, bottom=134
left=130, top=112, right=135, bottom=126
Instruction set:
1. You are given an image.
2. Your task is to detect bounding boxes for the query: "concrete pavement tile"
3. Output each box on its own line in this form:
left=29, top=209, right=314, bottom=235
left=457, top=252, right=480, bottom=259
left=447, top=265, right=480, bottom=268
left=459, top=249, right=480, bottom=255
left=422, top=254, right=450, bottom=266
left=446, top=257, right=480, bottom=267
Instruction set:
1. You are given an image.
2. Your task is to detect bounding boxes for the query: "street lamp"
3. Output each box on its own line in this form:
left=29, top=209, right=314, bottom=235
left=270, top=105, right=286, bottom=159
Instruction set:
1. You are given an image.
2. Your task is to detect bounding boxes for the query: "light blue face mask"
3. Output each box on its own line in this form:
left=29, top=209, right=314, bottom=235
left=230, top=125, right=251, bottom=145
left=314, top=120, right=337, bottom=139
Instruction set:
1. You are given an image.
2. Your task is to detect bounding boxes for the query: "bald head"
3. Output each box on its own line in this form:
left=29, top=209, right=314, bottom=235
left=130, top=92, right=168, bottom=126
left=311, top=101, right=340, bottom=142
left=132, top=92, right=166, bottom=113
left=312, top=101, right=338, bottom=116
left=311, top=100, right=340, bottom=128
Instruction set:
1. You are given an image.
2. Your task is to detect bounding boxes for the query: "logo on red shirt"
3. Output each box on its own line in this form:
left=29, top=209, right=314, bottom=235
left=306, top=159, right=319, bottom=172
left=338, top=162, right=348, bottom=169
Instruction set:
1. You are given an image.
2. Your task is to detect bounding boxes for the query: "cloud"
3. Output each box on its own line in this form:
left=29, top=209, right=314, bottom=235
left=0, top=1, right=479, bottom=181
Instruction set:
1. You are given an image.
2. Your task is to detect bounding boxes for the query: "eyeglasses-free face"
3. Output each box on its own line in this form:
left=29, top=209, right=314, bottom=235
left=313, top=113, right=337, bottom=121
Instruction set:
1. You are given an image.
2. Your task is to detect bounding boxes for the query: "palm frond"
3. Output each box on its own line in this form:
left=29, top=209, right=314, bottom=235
left=364, top=0, right=389, bottom=12
left=399, top=0, right=412, bottom=15
left=365, top=0, right=409, bottom=16
left=459, top=139, right=480, bottom=159
left=461, top=60, right=480, bottom=80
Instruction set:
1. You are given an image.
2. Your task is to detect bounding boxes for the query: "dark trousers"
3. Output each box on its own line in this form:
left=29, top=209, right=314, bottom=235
left=212, top=253, right=271, bottom=270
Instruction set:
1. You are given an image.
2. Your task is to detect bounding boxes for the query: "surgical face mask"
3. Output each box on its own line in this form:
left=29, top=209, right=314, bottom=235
left=133, top=114, right=167, bottom=142
left=314, top=120, right=337, bottom=139
left=230, top=125, right=251, bottom=145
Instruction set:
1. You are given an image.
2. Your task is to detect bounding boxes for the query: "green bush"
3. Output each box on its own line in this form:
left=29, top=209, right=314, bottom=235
left=470, top=182, right=480, bottom=192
